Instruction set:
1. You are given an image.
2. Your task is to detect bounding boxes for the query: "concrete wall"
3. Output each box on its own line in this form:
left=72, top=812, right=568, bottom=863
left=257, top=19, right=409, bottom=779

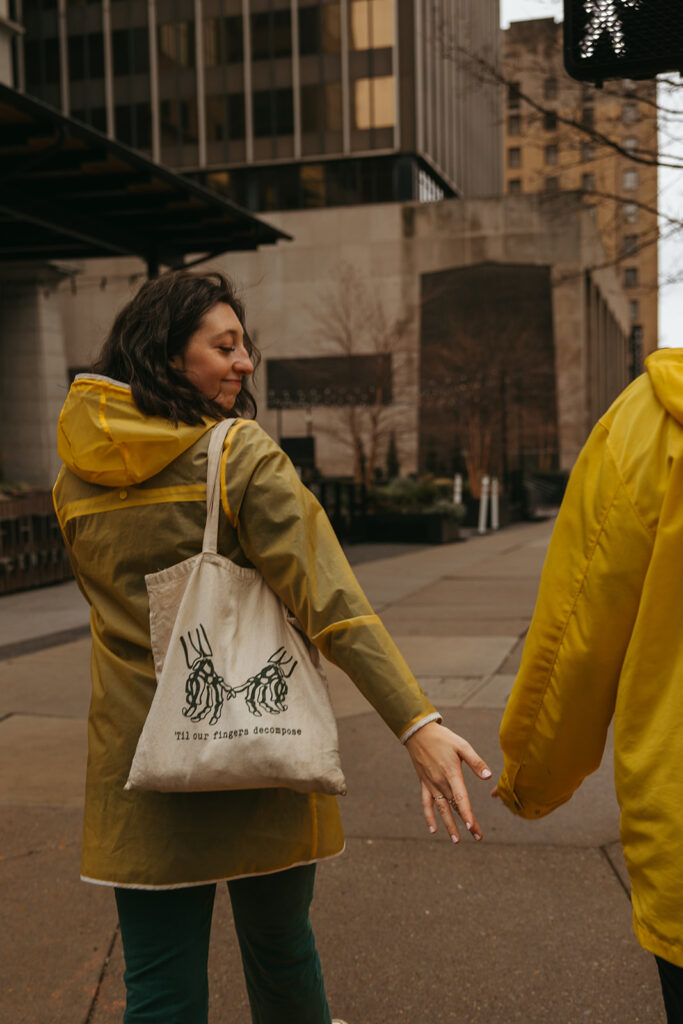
left=0, top=267, right=71, bottom=488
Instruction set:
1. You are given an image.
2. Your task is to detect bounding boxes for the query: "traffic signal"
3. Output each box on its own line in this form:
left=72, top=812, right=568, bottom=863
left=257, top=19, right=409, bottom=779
left=564, top=0, right=683, bottom=84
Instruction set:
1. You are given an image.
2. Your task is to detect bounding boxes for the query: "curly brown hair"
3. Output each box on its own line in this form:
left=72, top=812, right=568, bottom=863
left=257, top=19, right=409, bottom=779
left=92, top=270, right=260, bottom=425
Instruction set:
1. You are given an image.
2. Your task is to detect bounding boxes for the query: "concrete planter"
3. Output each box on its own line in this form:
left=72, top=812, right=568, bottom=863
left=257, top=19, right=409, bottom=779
left=365, top=512, right=461, bottom=545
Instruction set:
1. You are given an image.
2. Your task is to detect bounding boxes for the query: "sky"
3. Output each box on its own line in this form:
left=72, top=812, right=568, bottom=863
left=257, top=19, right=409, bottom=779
left=501, top=0, right=683, bottom=349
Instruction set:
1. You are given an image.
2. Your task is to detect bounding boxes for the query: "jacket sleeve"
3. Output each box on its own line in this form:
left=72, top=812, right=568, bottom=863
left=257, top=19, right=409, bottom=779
left=497, top=420, right=653, bottom=819
left=219, top=421, right=440, bottom=741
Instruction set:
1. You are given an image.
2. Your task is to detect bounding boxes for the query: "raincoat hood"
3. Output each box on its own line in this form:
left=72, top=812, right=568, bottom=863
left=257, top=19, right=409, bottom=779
left=57, top=374, right=214, bottom=487
left=646, top=348, right=683, bottom=425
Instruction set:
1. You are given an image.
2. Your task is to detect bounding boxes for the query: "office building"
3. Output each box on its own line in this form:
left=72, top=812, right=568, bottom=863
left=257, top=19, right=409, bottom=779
left=503, top=18, right=658, bottom=362
left=17, top=0, right=502, bottom=211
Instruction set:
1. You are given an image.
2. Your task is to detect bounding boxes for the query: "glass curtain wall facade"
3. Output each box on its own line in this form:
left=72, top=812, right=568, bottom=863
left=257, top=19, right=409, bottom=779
left=18, top=0, right=501, bottom=210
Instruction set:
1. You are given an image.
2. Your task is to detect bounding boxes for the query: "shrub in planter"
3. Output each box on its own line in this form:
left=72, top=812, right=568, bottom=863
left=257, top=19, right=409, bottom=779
left=366, top=478, right=466, bottom=543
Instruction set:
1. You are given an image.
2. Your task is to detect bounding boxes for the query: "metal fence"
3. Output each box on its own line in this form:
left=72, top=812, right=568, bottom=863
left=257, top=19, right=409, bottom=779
left=0, top=493, right=73, bottom=595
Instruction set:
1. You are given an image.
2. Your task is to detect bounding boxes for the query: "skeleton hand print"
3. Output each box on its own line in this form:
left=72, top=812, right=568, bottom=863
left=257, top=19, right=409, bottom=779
left=179, top=635, right=298, bottom=725
left=180, top=625, right=235, bottom=726
left=232, top=648, right=297, bottom=718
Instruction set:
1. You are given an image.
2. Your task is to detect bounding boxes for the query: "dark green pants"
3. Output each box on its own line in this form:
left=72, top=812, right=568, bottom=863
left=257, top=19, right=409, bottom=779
left=114, top=864, right=331, bottom=1024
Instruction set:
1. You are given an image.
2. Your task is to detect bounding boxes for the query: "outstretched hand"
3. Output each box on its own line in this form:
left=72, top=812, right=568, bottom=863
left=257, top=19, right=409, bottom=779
left=404, top=721, right=491, bottom=844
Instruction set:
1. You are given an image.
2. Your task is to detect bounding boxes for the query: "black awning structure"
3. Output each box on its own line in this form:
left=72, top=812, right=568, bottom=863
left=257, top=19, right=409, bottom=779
left=0, top=84, right=290, bottom=272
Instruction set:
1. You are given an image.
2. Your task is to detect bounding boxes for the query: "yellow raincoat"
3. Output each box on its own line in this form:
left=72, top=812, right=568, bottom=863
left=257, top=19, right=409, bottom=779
left=497, top=348, right=683, bottom=968
left=53, top=375, right=438, bottom=889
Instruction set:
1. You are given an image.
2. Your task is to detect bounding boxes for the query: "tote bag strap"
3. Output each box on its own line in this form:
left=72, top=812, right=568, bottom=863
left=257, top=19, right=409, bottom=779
left=202, top=418, right=237, bottom=554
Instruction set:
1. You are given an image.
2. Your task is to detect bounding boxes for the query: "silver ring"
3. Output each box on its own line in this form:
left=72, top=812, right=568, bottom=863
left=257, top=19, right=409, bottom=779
left=434, top=794, right=447, bottom=802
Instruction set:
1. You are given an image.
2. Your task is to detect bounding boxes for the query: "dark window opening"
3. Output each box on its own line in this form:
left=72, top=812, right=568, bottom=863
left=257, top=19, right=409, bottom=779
left=253, top=88, right=294, bottom=137
left=251, top=9, right=291, bottom=60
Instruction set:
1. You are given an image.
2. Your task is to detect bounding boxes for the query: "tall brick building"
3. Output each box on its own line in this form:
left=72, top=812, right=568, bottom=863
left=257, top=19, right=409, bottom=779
left=503, top=17, right=658, bottom=365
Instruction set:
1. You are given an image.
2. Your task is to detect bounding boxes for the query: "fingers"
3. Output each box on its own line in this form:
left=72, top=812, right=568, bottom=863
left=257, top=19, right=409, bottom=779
left=421, top=783, right=461, bottom=844
left=407, top=723, right=491, bottom=845
left=454, top=736, right=492, bottom=782
left=445, top=776, right=483, bottom=841
left=420, top=782, right=439, bottom=835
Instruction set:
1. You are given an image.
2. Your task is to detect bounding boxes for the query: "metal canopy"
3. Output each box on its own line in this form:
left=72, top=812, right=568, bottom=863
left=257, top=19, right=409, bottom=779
left=0, top=84, right=290, bottom=270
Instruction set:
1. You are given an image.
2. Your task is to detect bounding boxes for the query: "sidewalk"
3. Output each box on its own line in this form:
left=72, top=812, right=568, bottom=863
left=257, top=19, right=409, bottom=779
left=0, top=521, right=662, bottom=1023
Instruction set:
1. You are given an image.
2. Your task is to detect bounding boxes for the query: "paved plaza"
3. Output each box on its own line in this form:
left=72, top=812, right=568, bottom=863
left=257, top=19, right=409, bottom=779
left=0, top=520, right=663, bottom=1023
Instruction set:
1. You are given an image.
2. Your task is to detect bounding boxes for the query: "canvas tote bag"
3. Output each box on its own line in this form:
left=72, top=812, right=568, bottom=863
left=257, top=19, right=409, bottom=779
left=125, top=418, right=346, bottom=796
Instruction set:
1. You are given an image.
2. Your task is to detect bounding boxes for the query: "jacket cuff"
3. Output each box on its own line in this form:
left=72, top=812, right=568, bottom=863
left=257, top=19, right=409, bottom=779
left=399, top=712, right=442, bottom=744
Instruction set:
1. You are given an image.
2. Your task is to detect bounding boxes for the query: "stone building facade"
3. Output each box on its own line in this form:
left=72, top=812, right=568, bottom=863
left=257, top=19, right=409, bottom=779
left=57, top=193, right=630, bottom=489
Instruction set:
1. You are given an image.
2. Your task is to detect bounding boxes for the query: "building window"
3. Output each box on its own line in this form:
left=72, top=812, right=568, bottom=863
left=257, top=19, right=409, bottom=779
left=623, top=169, right=639, bottom=190
left=544, top=176, right=559, bottom=193
left=113, top=27, right=150, bottom=75
left=298, top=4, right=341, bottom=55
left=251, top=9, right=292, bottom=60
left=68, top=32, right=105, bottom=79
left=203, top=16, right=244, bottom=66
left=226, top=16, right=244, bottom=62
left=204, top=96, right=245, bottom=144
left=623, top=234, right=639, bottom=256
left=418, top=169, right=444, bottom=203
left=581, top=106, right=594, bottom=128
left=353, top=76, right=395, bottom=130
left=623, top=202, right=639, bottom=222
left=299, top=164, right=326, bottom=207
left=544, top=76, right=558, bottom=100
left=508, top=81, right=521, bottom=108
left=623, top=136, right=638, bottom=154
left=158, top=21, right=195, bottom=69
left=508, top=178, right=522, bottom=195
left=507, top=146, right=521, bottom=168
left=160, top=97, right=198, bottom=145
left=623, top=102, right=639, bottom=124
left=545, top=144, right=558, bottom=165
left=301, top=82, right=343, bottom=135
left=25, top=37, right=61, bottom=87
left=228, top=94, right=246, bottom=140
left=629, top=300, right=640, bottom=321
left=114, top=103, right=152, bottom=149
left=507, top=114, right=521, bottom=135
left=624, top=267, right=639, bottom=288
left=544, top=111, right=557, bottom=131
left=350, top=0, right=394, bottom=50
left=581, top=172, right=595, bottom=192
left=253, top=88, right=294, bottom=137
left=581, top=141, right=595, bottom=161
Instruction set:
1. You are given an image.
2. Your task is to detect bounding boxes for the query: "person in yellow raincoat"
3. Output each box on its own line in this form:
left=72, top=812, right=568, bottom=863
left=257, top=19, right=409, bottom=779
left=53, top=270, right=491, bottom=1024
left=495, top=349, right=683, bottom=1023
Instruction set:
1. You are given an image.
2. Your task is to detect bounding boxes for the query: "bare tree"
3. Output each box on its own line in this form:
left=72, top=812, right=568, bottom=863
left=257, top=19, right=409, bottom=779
left=307, top=263, right=414, bottom=487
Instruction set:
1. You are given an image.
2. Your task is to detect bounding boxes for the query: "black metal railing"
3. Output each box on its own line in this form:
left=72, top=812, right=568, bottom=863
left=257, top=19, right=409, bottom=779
left=0, top=493, right=73, bottom=595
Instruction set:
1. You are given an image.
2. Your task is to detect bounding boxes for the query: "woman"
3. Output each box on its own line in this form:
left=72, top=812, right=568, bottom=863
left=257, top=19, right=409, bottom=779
left=53, top=270, right=491, bottom=1024
left=495, top=348, right=683, bottom=1021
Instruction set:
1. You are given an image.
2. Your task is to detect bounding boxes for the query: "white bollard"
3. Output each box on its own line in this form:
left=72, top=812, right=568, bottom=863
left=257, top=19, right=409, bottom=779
left=478, top=475, right=490, bottom=535
left=491, top=477, right=500, bottom=531
left=453, top=473, right=463, bottom=505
